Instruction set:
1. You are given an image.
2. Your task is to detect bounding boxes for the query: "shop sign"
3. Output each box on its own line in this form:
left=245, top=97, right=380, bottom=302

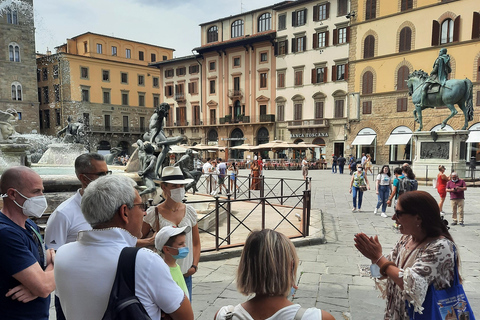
left=290, top=132, right=328, bottom=138
left=207, top=141, right=218, bottom=146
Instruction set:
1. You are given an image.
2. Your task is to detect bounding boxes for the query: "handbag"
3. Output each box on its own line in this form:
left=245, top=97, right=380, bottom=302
left=406, top=248, right=476, bottom=320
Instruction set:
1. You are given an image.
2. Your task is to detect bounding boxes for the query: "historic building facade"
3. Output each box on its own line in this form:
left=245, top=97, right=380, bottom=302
left=194, top=4, right=279, bottom=160
left=150, top=55, right=203, bottom=146
left=0, top=0, right=39, bottom=134
left=273, top=0, right=351, bottom=159
left=347, top=0, right=480, bottom=164
left=36, top=32, right=174, bottom=154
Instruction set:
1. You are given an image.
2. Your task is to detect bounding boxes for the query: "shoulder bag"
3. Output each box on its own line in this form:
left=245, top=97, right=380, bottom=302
left=102, top=247, right=152, bottom=320
left=406, top=247, right=476, bottom=320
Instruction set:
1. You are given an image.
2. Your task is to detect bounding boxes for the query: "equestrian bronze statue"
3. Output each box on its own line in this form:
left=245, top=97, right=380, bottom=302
left=407, top=48, right=473, bottom=131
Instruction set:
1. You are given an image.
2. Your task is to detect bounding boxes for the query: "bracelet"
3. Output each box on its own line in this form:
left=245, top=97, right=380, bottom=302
left=191, top=264, right=198, bottom=271
left=379, top=261, right=395, bottom=276
left=374, top=255, right=383, bottom=265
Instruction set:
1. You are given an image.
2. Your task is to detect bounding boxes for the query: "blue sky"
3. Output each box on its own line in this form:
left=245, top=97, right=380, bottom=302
left=34, top=0, right=277, bottom=57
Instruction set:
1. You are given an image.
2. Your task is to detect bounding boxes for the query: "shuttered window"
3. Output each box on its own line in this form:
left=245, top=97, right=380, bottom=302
left=399, top=27, right=412, bottom=52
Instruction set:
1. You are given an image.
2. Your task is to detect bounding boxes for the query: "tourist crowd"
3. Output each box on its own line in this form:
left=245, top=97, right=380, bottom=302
left=0, top=153, right=474, bottom=319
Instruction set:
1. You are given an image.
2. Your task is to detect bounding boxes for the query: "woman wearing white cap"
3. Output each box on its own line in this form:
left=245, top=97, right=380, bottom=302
left=137, top=166, right=200, bottom=301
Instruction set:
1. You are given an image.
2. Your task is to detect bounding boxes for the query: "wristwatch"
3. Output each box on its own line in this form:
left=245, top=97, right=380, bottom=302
left=191, top=264, right=198, bottom=272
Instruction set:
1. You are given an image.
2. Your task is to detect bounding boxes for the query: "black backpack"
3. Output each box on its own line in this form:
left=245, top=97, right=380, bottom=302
left=102, top=247, right=152, bottom=320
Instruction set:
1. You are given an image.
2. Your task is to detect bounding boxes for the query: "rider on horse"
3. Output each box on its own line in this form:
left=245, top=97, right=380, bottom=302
left=421, top=48, right=452, bottom=107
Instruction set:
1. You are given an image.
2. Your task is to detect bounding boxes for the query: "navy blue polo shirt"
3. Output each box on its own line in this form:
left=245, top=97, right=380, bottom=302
left=0, top=211, right=49, bottom=320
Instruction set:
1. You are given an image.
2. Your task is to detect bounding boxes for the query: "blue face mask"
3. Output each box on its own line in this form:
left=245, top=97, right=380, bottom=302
left=287, top=286, right=296, bottom=300
left=168, top=246, right=189, bottom=260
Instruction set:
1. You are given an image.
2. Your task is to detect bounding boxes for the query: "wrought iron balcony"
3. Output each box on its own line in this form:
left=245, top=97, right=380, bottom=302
left=228, top=89, right=243, bottom=99
left=174, top=93, right=185, bottom=102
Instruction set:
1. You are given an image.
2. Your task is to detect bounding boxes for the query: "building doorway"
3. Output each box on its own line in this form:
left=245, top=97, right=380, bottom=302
left=230, top=128, right=244, bottom=160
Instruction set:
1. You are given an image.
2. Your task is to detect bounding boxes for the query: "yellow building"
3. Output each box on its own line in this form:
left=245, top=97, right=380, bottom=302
left=36, top=32, right=174, bottom=154
left=347, top=0, right=480, bottom=165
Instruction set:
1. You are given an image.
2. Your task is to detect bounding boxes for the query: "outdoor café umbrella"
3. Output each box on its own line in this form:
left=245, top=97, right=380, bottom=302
left=290, top=142, right=320, bottom=149
left=230, top=143, right=256, bottom=151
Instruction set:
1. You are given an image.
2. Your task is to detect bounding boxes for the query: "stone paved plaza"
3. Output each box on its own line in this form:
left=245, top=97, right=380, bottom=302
left=192, top=167, right=480, bottom=320
left=49, top=167, right=479, bottom=319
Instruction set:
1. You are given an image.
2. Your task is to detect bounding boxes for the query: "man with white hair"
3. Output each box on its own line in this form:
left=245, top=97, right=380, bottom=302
left=45, top=153, right=110, bottom=320
left=0, top=166, right=55, bottom=320
left=54, top=175, right=193, bottom=320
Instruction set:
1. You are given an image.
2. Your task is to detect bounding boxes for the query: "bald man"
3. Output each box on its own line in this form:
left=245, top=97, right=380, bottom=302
left=0, top=166, right=55, bottom=320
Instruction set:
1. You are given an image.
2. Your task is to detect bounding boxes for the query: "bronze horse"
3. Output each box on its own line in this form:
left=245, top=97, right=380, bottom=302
left=407, top=70, right=473, bottom=131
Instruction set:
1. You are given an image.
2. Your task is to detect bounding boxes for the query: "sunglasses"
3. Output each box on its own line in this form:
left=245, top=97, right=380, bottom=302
left=394, top=209, right=408, bottom=217
left=133, top=202, right=149, bottom=211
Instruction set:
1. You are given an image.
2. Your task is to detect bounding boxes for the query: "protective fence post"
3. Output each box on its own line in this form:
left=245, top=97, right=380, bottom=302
left=226, top=193, right=231, bottom=245
left=261, top=176, right=265, bottom=230
left=248, top=174, right=251, bottom=199
left=280, top=178, right=284, bottom=205
left=215, top=195, right=220, bottom=250
left=303, top=190, right=311, bottom=236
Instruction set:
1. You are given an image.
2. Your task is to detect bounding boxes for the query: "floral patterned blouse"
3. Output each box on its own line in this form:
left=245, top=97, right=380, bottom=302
left=375, top=235, right=456, bottom=319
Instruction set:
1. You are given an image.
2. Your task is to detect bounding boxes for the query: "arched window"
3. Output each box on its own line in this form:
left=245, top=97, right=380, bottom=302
left=441, top=19, right=454, bottom=44
left=7, top=8, right=18, bottom=24
left=207, top=26, right=218, bottom=43
left=362, top=71, right=373, bottom=94
left=258, top=13, right=271, bottom=32
left=11, top=82, right=22, bottom=101
left=399, top=27, right=412, bottom=52
left=365, top=0, right=376, bottom=20
left=8, top=43, right=20, bottom=62
left=231, top=20, right=244, bottom=38
left=397, top=66, right=409, bottom=90
left=363, top=35, right=375, bottom=58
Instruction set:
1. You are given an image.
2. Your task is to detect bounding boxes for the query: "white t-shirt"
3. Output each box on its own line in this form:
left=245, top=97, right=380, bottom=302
left=203, top=162, right=212, bottom=175
left=215, top=304, right=323, bottom=320
left=144, top=204, right=197, bottom=273
left=55, top=228, right=185, bottom=320
left=45, top=190, right=92, bottom=250
left=302, top=159, right=308, bottom=167
left=376, top=173, right=392, bottom=186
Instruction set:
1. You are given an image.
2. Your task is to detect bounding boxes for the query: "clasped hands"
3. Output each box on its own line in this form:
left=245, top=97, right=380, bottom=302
left=354, top=233, right=383, bottom=263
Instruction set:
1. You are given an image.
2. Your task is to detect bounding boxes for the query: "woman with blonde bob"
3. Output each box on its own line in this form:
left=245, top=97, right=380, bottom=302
left=214, top=229, right=335, bottom=320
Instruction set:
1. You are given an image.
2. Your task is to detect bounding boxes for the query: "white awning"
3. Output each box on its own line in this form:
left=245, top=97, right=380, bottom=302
left=466, top=131, right=480, bottom=143
left=385, top=133, right=412, bottom=145
left=351, top=134, right=376, bottom=145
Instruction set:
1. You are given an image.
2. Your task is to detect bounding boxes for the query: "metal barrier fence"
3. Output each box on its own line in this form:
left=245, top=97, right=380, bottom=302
left=189, top=174, right=312, bottom=252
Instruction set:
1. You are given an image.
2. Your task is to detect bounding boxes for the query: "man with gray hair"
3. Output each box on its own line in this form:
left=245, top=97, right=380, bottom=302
left=45, top=153, right=110, bottom=319
left=54, top=175, right=193, bottom=320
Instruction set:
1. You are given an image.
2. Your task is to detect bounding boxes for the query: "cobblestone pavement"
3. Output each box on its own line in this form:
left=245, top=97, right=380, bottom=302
left=192, top=168, right=480, bottom=320
left=49, top=167, right=480, bottom=319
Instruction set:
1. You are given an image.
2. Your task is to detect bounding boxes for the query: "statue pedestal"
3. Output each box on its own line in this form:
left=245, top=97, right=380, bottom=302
left=412, top=130, right=469, bottom=179
left=0, top=142, right=31, bottom=173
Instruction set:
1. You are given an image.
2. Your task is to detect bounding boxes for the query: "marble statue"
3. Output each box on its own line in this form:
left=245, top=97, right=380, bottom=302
left=0, top=109, right=18, bottom=141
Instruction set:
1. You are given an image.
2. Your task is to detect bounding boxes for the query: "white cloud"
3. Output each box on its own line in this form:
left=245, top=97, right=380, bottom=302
left=34, top=0, right=277, bottom=57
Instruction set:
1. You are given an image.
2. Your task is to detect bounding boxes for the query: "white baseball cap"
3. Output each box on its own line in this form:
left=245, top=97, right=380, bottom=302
left=155, top=225, right=191, bottom=251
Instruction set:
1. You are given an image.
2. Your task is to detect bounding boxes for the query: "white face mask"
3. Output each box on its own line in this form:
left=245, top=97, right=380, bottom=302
left=14, top=190, right=48, bottom=218
left=170, top=187, right=185, bottom=203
